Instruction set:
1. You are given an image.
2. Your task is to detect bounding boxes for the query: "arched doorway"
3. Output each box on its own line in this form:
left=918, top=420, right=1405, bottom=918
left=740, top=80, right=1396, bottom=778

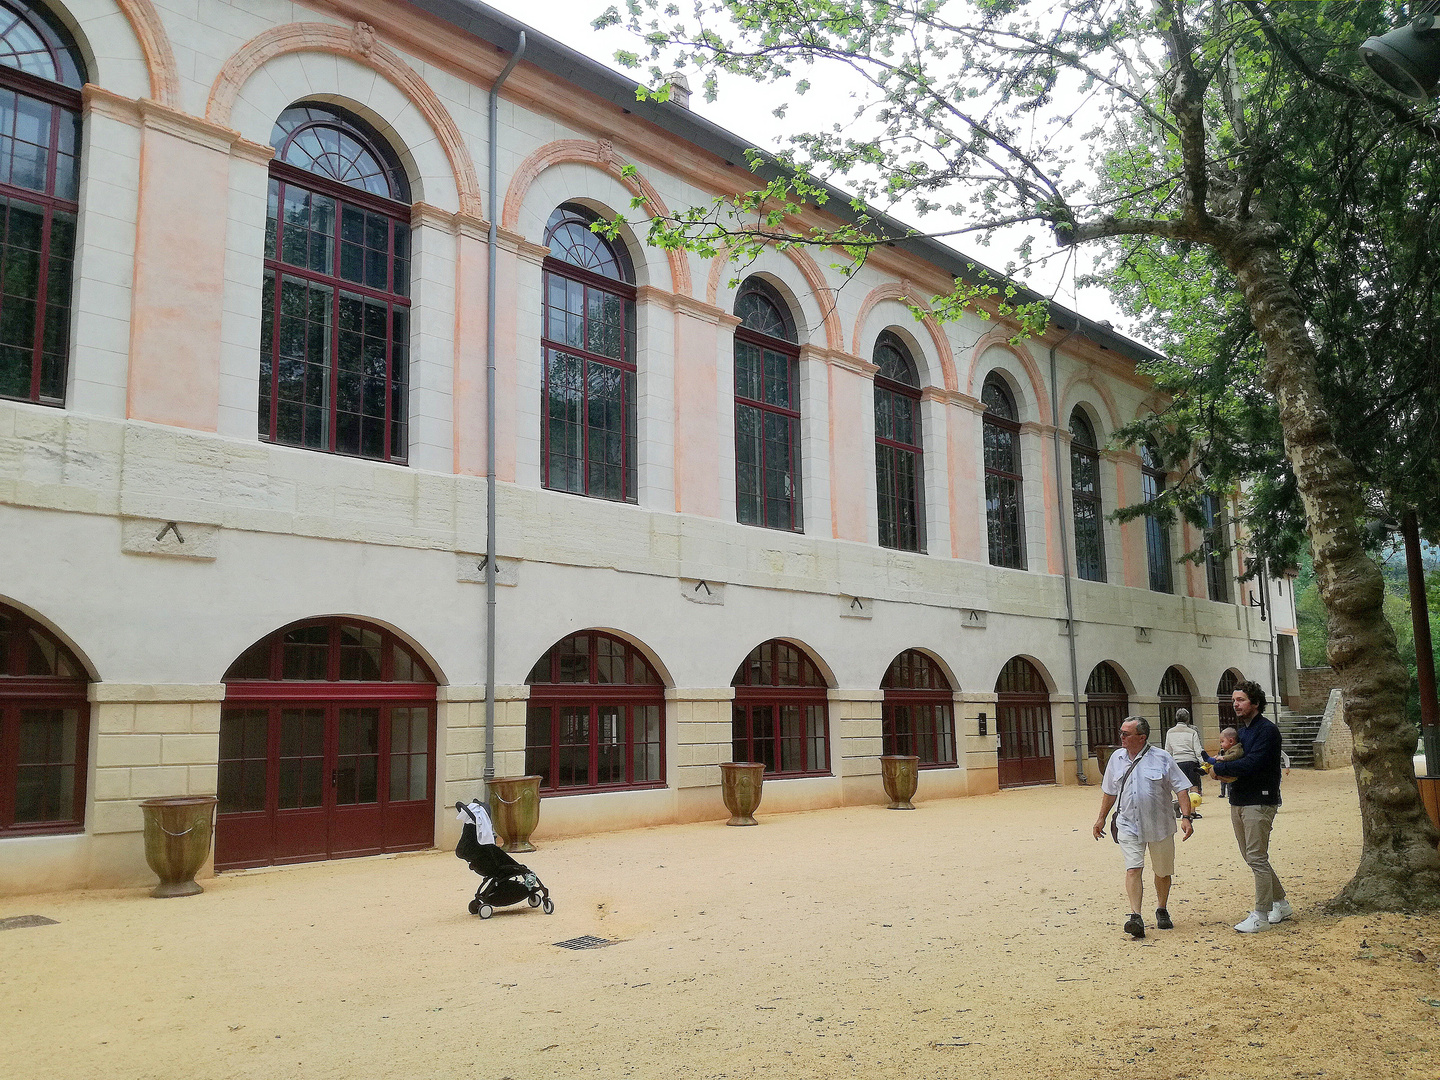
left=880, top=650, right=955, bottom=767
left=0, top=603, right=89, bottom=835
left=732, top=640, right=830, bottom=775
left=217, top=619, right=438, bottom=870
left=1159, top=667, right=1194, bottom=740
left=1085, top=662, right=1129, bottom=749
left=525, top=631, right=665, bottom=792
left=1217, top=669, right=1243, bottom=730
left=995, top=657, right=1054, bottom=787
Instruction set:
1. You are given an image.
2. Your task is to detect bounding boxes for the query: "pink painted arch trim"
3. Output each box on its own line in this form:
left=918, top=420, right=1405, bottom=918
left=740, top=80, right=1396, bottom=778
left=205, top=22, right=482, bottom=217
left=849, top=282, right=957, bottom=391
left=502, top=139, right=692, bottom=296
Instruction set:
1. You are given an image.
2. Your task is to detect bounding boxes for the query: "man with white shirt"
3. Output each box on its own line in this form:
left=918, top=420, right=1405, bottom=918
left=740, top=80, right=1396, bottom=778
left=1092, top=716, right=1195, bottom=938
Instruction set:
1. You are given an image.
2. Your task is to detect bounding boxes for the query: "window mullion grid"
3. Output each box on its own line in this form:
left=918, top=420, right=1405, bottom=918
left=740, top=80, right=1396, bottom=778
left=0, top=702, right=15, bottom=826
left=24, top=102, right=57, bottom=401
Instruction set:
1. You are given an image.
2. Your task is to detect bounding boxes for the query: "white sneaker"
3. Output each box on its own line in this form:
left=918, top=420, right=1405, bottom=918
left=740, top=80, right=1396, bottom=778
left=1235, top=911, right=1273, bottom=933
left=1268, top=899, right=1294, bottom=924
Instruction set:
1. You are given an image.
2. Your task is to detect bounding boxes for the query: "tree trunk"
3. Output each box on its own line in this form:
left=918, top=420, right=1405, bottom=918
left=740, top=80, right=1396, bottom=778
left=1225, top=237, right=1440, bottom=911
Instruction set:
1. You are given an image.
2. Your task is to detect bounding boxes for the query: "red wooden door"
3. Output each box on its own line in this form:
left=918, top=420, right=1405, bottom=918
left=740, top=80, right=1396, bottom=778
left=995, top=658, right=1056, bottom=788
left=216, top=700, right=434, bottom=870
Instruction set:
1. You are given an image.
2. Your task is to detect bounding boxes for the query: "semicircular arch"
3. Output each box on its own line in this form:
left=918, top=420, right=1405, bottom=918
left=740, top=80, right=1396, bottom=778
left=851, top=283, right=956, bottom=390
left=503, top=139, right=689, bottom=295
left=207, top=22, right=479, bottom=216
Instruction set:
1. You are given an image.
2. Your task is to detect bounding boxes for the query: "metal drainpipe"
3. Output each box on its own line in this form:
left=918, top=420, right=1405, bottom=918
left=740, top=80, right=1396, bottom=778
left=485, top=33, right=526, bottom=794
left=1048, top=323, right=1087, bottom=784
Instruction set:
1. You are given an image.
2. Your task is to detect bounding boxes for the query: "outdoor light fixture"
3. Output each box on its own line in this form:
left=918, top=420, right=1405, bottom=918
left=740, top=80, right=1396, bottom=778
left=1361, top=14, right=1440, bottom=102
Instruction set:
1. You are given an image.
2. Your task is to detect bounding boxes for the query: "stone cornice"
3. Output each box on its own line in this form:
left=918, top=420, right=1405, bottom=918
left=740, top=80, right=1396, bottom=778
left=84, top=87, right=275, bottom=164
left=801, top=345, right=877, bottom=376
left=636, top=287, right=729, bottom=323
left=411, top=201, right=488, bottom=238
left=922, top=386, right=982, bottom=412
left=1103, top=448, right=1143, bottom=467
left=1019, top=420, right=1058, bottom=437
left=90, top=683, right=227, bottom=703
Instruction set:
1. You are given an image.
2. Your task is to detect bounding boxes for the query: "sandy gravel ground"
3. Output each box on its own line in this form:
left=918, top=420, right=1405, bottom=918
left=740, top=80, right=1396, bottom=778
left=4, top=768, right=1440, bottom=1080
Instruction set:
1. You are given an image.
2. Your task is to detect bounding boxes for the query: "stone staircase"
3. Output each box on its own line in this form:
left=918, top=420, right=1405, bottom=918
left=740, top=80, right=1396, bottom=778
left=1276, top=707, right=1323, bottom=768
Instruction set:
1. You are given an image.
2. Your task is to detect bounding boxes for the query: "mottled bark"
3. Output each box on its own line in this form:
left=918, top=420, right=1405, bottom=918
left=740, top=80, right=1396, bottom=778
left=1223, top=237, right=1440, bottom=911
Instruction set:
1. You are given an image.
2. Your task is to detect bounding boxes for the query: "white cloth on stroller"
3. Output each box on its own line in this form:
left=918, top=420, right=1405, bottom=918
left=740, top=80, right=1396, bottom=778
left=456, top=799, right=496, bottom=845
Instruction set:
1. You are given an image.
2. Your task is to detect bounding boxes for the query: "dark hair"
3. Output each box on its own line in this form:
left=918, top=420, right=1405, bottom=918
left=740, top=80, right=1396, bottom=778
left=1234, top=679, right=1266, bottom=713
left=1123, top=716, right=1150, bottom=738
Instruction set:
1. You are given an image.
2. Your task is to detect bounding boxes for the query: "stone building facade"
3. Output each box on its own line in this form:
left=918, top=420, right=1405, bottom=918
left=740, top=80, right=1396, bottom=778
left=0, top=0, right=1292, bottom=894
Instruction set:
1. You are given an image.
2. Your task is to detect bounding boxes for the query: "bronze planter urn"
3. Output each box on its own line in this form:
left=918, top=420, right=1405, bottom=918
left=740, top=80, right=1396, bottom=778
left=719, top=761, right=765, bottom=826
left=140, top=796, right=218, bottom=898
left=880, top=755, right=920, bottom=810
left=488, top=775, right=542, bottom=852
left=1094, top=745, right=1120, bottom=774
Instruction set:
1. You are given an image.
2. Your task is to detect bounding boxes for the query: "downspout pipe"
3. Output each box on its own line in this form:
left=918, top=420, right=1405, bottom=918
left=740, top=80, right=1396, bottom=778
left=485, top=33, right=526, bottom=793
left=1049, top=322, right=1087, bottom=783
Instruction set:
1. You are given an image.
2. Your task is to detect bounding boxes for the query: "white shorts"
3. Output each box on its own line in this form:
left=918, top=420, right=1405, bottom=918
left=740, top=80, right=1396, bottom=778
left=1118, top=833, right=1175, bottom=876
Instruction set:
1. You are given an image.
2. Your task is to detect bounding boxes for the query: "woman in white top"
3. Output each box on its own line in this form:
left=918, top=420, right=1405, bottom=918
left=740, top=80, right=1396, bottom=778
left=1164, top=708, right=1206, bottom=812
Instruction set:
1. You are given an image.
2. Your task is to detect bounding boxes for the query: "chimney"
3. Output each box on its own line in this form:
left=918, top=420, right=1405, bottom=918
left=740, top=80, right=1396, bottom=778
left=665, top=71, right=691, bottom=109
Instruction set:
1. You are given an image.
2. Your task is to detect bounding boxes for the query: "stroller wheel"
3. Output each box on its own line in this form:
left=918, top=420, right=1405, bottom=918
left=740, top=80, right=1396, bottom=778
left=468, top=899, right=480, bottom=915
left=478, top=903, right=494, bottom=919
left=529, top=893, right=542, bottom=908
left=542, top=898, right=554, bottom=915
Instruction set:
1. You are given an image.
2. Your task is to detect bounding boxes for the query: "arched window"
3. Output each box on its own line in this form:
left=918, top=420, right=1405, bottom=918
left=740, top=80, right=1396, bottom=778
left=218, top=619, right=437, bottom=870
left=983, top=375, right=1025, bottom=569
left=1202, top=493, right=1231, bottom=602
left=732, top=640, right=828, bottom=775
left=1217, top=668, right=1242, bottom=730
left=1159, top=666, right=1194, bottom=740
left=260, top=104, right=412, bottom=462
left=734, top=278, right=802, bottom=531
left=1070, top=410, right=1105, bottom=582
left=525, top=631, right=663, bottom=793
left=542, top=204, right=637, bottom=502
left=1084, top=661, right=1128, bottom=748
left=995, top=657, right=1052, bottom=787
left=1141, top=443, right=1172, bottom=592
left=874, top=332, right=924, bottom=552
left=0, top=603, right=88, bottom=834
left=0, top=1, right=84, bottom=407
left=881, top=650, right=954, bottom=766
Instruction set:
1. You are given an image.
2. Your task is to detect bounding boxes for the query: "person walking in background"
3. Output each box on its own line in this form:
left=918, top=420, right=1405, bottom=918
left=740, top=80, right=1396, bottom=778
left=1164, top=708, right=1205, bottom=818
left=1093, top=717, right=1194, bottom=939
left=1213, top=680, right=1292, bottom=933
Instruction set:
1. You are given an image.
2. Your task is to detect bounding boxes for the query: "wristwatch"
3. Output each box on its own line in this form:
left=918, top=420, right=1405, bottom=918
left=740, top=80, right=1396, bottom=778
left=1181, top=814, right=1195, bottom=821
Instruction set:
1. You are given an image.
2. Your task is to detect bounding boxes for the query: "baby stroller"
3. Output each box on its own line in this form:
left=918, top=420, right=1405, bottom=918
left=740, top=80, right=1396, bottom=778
left=454, top=801, right=554, bottom=919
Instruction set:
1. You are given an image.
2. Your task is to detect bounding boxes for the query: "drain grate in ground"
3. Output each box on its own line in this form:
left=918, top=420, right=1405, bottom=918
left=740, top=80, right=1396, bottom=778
left=553, top=935, right=618, bottom=950
left=0, top=915, right=58, bottom=931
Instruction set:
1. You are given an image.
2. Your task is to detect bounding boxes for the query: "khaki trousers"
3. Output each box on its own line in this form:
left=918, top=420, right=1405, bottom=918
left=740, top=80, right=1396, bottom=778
left=1231, top=803, right=1286, bottom=914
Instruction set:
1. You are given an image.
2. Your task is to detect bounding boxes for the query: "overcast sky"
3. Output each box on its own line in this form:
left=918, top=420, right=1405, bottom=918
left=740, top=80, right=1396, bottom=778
left=483, top=0, right=1138, bottom=337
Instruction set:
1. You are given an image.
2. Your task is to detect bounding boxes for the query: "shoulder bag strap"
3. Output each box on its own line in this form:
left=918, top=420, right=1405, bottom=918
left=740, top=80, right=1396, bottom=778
left=1110, top=745, right=1150, bottom=843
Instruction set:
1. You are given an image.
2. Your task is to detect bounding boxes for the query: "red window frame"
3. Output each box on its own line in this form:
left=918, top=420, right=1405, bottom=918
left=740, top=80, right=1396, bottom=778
left=525, top=631, right=665, bottom=795
left=874, top=332, right=924, bottom=553
left=1142, top=444, right=1173, bottom=593
left=1084, top=661, right=1129, bottom=748
left=1159, top=666, right=1194, bottom=739
left=260, top=123, right=411, bottom=463
left=0, top=2, right=84, bottom=407
left=540, top=257, right=638, bottom=502
left=0, top=604, right=89, bottom=835
left=880, top=650, right=955, bottom=767
left=734, top=283, right=803, bottom=533
left=1216, top=668, right=1242, bottom=731
left=1069, top=409, right=1106, bottom=582
left=982, top=376, right=1026, bottom=569
left=731, top=640, right=830, bottom=777
left=218, top=619, right=437, bottom=870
